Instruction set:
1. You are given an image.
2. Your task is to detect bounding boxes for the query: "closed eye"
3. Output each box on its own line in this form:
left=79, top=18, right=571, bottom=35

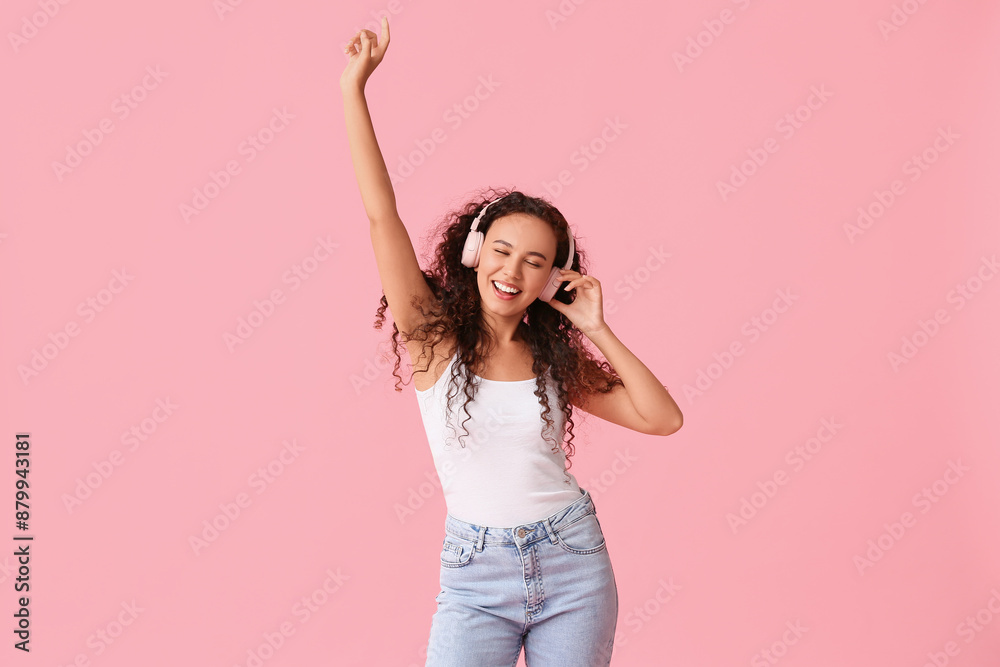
left=495, top=249, right=541, bottom=268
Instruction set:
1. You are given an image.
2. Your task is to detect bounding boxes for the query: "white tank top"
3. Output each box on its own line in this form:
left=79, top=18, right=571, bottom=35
left=415, top=352, right=582, bottom=527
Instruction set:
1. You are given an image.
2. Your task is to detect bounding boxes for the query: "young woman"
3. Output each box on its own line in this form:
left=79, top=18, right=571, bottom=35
left=341, top=17, right=683, bottom=666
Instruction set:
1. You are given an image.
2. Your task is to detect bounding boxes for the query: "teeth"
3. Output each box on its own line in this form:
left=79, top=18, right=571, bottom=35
left=493, top=280, right=520, bottom=294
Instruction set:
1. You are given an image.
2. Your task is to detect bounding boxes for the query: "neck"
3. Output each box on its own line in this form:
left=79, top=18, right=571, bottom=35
left=479, top=310, right=527, bottom=347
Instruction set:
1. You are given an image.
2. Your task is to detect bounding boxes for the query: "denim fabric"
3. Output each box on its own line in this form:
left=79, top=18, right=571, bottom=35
left=426, top=487, right=618, bottom=666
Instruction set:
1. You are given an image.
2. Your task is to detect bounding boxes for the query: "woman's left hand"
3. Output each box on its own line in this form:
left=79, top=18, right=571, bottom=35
left=545, top=269, right=608, bottom=336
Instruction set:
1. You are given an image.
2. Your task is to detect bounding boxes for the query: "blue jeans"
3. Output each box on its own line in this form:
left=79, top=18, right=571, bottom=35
left=426, top=487, right=619, bottom=666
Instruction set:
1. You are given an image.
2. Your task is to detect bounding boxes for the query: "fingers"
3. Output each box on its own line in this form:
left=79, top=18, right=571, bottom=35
left=342, top=30, right=370, bottom=55
left=365, top=19, right=390, bottom=60
left=558, top=269, right=597, bottom=290
left=343, top=17, right=389, bottom=59
left=343, top=32, right=362, bottom=56
left=380, top=15, right=390, bottom=50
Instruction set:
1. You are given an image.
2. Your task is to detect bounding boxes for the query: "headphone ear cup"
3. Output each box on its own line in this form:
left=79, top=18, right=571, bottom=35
left=537, top=266, right=561, bottom=302
left=461, top=231, right=484, bottom=268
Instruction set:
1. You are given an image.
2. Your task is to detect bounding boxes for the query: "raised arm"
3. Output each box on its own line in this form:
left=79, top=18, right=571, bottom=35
left=341, top=18, right=437, bottom=335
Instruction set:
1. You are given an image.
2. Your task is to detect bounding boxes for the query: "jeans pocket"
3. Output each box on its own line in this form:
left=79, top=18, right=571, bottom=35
left=440, top=535, right=477, bottom=568
left=554, top=511, right=607, bottom=555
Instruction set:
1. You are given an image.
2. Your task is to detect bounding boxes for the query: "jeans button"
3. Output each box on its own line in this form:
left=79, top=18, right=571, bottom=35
left=517, top=528, right=526, bottom=538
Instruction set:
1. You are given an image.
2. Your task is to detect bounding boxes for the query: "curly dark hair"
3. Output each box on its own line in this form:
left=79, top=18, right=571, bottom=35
left=373, top=186, right=623, bottom=476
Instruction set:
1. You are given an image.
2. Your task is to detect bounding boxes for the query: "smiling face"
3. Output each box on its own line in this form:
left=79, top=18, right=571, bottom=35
left=474, top=212, right=558, bottom=311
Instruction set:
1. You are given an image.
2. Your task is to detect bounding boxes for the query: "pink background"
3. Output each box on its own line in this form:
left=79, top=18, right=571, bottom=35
left=3, top=1, right=1000, bottom=665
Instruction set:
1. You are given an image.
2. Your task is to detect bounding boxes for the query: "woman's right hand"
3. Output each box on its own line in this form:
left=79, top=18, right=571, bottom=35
left=340, top=16, right=390, bottom=93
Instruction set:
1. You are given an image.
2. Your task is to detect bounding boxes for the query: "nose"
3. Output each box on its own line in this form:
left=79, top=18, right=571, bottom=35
left=503, top=258, right=521, bottom=280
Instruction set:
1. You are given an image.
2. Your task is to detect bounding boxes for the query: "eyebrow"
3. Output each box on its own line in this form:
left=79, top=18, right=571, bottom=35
left=492, top=239, right=548, bottom=261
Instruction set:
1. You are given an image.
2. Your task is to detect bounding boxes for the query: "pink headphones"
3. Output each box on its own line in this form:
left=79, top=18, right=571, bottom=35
left=460, top=195, right=576, bottom=304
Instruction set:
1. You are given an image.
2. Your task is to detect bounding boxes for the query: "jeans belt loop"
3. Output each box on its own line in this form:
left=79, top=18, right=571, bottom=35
left=541, top=517, right=558, bottom=544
